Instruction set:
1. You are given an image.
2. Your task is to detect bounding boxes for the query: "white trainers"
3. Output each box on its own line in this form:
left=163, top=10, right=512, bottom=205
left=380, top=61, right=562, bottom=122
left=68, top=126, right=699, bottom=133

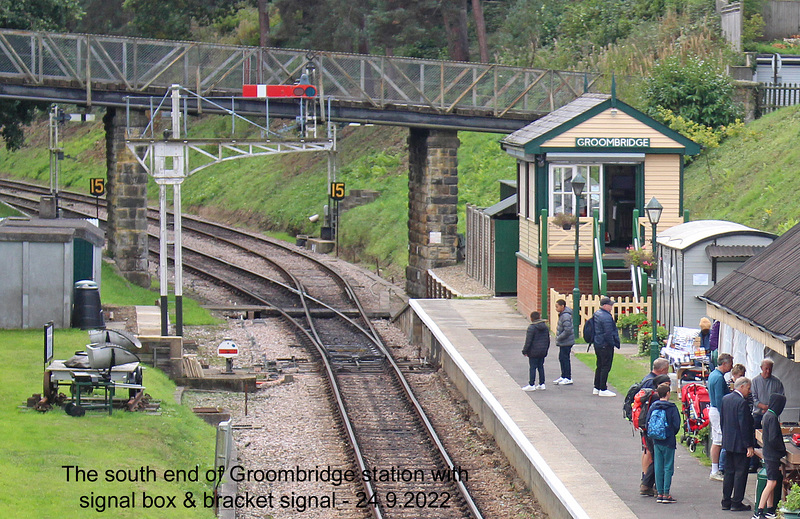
left=553, top=377, right=564, bottom=384
left=559, top=378, right=573, bottom=385
left=598, top=389, right=617, bottom=397
left=709, top=471, right=724, bottom=481
left=522, top=385, right=537, bottom=391
left=537, top=384, right=546, bottom=390
left=593, top=388, right=600, bottom=395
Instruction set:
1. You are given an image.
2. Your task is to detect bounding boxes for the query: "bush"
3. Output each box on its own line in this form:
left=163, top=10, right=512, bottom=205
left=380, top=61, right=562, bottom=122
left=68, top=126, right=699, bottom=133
left=644, top=55, right=742, bottom=129
left=637, top=320, right=669, bottom=355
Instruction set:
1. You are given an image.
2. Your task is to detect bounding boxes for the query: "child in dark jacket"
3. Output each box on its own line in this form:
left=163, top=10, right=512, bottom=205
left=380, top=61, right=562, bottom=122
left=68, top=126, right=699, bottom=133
left=647, top=383, right=682, bottom=504
left=521, top=311, right=550, bottom=391
left=755, top=393, right=787, bottom=519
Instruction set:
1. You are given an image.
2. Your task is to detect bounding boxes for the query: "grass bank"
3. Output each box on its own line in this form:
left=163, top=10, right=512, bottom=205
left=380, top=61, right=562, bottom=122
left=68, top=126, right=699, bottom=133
left=0, top=328, right=217, bottom=518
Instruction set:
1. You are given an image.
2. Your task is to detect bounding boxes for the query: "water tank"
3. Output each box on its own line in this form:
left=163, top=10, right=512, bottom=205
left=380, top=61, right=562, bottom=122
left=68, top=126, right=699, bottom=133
left=71, top=280, right=105, bottom=329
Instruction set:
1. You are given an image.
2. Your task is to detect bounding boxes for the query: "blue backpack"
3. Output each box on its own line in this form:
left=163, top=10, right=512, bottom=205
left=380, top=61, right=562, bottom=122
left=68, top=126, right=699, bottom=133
left=647, top=408, right=668, bottom=440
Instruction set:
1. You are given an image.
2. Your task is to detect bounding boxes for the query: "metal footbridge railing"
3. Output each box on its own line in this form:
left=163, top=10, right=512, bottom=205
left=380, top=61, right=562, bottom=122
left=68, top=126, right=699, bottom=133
left=0, top=28, right=603, bottom=131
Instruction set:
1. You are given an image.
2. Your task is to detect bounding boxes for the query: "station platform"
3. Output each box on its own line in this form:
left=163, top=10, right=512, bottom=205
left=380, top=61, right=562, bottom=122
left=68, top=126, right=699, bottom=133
left=399, top=298, right=755, bottom=519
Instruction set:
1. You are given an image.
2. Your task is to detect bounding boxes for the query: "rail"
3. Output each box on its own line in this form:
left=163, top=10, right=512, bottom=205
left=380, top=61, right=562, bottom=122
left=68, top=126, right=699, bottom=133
left=0, top=28, right=602, bottom=125
left=592, top=209, right=607, bottom=296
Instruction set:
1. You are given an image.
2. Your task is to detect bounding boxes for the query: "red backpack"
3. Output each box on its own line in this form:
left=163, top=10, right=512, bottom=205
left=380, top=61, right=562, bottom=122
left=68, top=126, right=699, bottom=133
left=631, top=388, right=656, bottom=431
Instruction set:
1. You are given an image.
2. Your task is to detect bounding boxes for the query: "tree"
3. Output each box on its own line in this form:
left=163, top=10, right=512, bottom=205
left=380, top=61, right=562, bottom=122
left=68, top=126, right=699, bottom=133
left=0, top=0, right=84, bottom=150
left=442, top=0, right=469, bottom=61
left=644, top=55, right=742, bottom=129
left=471, top=0, right=488, bottom=62
left=123, top=0, right=240, bottom=40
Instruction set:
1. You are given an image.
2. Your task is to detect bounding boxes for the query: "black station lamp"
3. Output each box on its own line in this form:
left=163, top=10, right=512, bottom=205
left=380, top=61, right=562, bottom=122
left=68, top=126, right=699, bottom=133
left=571, top=172, right=586, bottom=339
left=645, top=196, right=663, bottom=367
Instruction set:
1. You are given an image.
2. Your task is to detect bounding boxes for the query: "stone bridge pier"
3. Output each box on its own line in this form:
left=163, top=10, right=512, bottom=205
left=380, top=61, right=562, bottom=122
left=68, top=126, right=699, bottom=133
left=406, top=128, right=460, bottom=297
left=104, top=108, right=150, bottom=287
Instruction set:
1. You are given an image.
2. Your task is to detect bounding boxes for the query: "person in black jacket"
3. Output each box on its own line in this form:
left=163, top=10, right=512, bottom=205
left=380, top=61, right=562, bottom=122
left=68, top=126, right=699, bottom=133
left=646, top=383, right=682, bottom=504
left=755, top=393, right=787, bottom=519
left=521, top=311, right=550, bottom=391
left=721, top=377, right=755, bottom=512
left=592, top=297, right=621, bottom=397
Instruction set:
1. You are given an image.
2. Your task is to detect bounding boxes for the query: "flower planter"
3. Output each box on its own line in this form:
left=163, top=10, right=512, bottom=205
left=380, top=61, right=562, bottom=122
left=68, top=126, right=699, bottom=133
left=561, top=224, right=572, bottom=230
left=780, top=510, right=800, bottom=518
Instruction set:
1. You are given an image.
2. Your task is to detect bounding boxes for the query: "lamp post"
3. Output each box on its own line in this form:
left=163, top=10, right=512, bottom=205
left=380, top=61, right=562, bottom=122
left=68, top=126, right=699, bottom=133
left=645, top=197, right=663, bottom=367
left=571, top=172, right=586, bottom=339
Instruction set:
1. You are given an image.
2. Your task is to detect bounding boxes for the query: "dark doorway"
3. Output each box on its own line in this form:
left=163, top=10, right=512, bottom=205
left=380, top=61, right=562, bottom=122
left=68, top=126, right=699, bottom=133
left=604, top=165, right=637, bottom=249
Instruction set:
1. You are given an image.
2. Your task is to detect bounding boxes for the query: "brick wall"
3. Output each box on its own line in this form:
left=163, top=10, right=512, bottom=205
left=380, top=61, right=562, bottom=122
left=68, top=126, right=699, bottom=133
left=517, top=259, right=593, bottom=318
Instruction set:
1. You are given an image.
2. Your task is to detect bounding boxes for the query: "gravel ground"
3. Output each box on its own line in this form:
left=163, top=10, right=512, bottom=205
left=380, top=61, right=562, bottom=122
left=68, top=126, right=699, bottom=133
left=180, top=315, right=543, bottom=519
left=149, top=227, right=543, bottom=518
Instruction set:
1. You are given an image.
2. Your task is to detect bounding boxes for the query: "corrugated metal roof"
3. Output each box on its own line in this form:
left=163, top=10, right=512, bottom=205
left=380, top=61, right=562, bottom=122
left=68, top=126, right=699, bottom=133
left=702, top=224, right=800, bottom=342
left=656, top=220, right=774, bottom=251
left=501, top=93, right=610, bottom=147
left=483, top=194, right=517, bottom=217
left=705, top=244, right=767, bottom=259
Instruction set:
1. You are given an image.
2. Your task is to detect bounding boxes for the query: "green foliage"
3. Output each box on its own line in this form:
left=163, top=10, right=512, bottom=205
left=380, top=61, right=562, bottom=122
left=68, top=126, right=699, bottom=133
left=123, top=0, right=239, bottom=39
left=0, top=328, right=216, bottom=518
left=653, top=107, right=749, bottom=158
left=616, top=310, right=648, bottom=331
left=781, top=483, right=800, bottom=512
left=644, top=55, right=741, bottom=129
left=742, top=13, right=765, bottom=46
left=624, top=245, right=655, bottom=271
left=684, top=104, right=800, bottom=234
left=637, top=321, right=669, bottom=355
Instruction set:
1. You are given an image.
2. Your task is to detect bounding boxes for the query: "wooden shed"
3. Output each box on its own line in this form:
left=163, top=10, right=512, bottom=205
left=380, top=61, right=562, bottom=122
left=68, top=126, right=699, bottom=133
left=656, top=220, right=775, bottom=332
left=500, top=91, right=700, bottom=318
left=0, top=217, right=104, bottom=329
left=465, top=191, right=519, bottom=296
left=700, top=223, right=800, bottom=414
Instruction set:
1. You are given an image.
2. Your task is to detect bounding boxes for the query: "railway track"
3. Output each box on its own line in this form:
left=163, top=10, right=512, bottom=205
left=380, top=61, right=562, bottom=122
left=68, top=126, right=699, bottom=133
left=0, top=179, right=484, bottom=519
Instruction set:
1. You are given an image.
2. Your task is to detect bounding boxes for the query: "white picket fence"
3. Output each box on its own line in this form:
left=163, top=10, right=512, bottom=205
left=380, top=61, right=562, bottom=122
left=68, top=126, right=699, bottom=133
left=548, top=288, right=650, bottom=334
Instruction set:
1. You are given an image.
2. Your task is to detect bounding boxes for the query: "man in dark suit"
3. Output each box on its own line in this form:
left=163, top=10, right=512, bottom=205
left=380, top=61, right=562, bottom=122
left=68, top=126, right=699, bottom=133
left=720, top=376, right=755, bottom=511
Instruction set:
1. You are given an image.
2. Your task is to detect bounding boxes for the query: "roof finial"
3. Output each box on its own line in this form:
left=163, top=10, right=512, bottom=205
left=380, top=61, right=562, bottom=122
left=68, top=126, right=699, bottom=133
left=611, top=74, right=617, bottom=107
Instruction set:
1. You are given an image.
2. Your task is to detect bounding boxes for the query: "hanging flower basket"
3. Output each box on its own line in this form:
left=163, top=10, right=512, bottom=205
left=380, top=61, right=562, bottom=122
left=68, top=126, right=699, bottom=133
left=625, top=245, right=656, bottom=274
left=551, top=213, right=577, bottom=230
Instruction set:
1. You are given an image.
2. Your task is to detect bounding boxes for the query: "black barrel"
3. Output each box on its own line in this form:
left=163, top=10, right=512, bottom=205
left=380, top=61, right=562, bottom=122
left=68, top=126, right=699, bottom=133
left=71, top=280, right=105, bottom=329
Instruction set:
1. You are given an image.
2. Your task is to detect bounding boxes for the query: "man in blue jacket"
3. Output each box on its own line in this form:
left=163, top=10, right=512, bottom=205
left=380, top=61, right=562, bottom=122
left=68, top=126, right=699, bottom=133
left=721, top=377, right=755, bottom=512
left=592, top=297, right=621, bottom=397
left=708, top=353, right=733, bottom=481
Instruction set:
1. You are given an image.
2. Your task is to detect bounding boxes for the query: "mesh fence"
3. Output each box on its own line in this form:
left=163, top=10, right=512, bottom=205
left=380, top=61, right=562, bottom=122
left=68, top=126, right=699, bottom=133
left=0, top=29, right=602, bottom=118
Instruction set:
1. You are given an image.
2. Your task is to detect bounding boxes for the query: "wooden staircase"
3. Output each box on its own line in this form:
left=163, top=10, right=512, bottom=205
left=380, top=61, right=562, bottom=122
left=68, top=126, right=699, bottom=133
left=604, top=266, right=634, bottom=300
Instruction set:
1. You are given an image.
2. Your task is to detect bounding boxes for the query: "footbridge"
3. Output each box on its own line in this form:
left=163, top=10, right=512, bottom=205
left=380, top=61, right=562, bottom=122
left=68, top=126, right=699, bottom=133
left=0, top=28, right=604, bottom=295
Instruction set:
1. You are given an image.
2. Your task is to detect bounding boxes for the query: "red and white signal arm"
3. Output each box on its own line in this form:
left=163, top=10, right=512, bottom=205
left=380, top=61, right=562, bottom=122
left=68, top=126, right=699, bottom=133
left=217, top=340, right=239, bottom=358
left=242, top=84, right=317, bottom=99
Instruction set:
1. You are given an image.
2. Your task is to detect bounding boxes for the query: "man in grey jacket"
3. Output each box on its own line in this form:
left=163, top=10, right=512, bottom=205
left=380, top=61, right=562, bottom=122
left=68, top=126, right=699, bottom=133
left=554, top=299, right=575, bottom=385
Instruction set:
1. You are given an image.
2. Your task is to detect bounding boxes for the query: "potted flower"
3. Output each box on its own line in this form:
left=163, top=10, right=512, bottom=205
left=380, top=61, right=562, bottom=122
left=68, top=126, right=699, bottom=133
left=625, top=245, right=656, bottom=273
left=616, top=310, right=648, bottom=342
left=780, top=483, right=800, bottom=518
left=551, top=212, right=578, bottom=230
left=636, top=319, right=669, bottom=356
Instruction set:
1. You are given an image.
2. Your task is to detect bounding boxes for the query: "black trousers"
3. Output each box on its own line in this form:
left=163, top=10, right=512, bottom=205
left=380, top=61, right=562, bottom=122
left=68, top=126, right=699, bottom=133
left=594, top=346, right=614, bottom=390
left=722, top=451, right=749, bottom=507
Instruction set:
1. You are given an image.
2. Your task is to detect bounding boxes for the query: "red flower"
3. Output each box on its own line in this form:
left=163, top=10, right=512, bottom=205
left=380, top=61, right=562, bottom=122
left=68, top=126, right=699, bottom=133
left=642, top=321, right=648, bottom=326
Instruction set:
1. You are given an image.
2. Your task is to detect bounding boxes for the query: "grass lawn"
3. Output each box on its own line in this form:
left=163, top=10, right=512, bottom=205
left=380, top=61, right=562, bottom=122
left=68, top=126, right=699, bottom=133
left=0, top=329, right=217, bottom=518
left=0, top=260, right=226, bottom=517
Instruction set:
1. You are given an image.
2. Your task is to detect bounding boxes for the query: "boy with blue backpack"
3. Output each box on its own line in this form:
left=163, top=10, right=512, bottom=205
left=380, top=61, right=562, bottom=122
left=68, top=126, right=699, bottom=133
left=646, top=383, right=682, bottom=504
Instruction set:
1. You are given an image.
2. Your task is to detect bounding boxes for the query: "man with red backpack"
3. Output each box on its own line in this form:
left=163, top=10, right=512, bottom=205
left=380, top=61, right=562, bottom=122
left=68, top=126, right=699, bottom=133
left=634, top=372, right=671, bottom=496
